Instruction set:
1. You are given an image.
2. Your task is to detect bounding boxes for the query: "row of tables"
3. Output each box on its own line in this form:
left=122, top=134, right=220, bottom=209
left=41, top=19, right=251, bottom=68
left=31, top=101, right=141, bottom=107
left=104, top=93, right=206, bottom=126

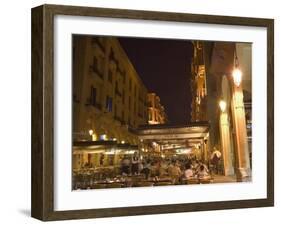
left=73, top=173, right=212, bottom=190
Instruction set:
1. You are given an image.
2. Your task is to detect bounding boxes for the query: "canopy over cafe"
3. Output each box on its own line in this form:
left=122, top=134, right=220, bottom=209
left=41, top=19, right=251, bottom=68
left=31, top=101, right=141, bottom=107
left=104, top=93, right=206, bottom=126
left=72, top=122, right=210, bottom=171
left=138, top=123, right=210, bottom=162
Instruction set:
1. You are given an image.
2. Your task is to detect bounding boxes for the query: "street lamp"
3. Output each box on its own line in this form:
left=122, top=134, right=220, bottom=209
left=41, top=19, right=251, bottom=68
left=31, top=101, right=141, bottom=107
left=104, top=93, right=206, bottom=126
left=232, top=48, right=242, bottom=87
left=232, top=68, right=242, bottom=87
left=88, top=129, right=97, bottom=141
left=219, top=100, right=227, bottom=112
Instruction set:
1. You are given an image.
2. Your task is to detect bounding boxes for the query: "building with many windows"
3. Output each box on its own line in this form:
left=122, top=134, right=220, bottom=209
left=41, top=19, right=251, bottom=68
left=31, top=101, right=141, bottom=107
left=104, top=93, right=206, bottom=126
left=72, top=36, right=149, bottom=169
left=147, top=93, right=168, bottom=125
left=190, top=41, right=208, bottom=122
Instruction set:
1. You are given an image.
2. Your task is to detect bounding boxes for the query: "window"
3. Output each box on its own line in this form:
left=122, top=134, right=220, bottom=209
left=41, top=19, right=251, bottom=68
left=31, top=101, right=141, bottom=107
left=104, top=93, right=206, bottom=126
left=129, top=78, right=132, bottom=91
left=108, top=70, right=112, bottom=83
left=122, top=90, right=125, bottom=104
left=114, top=104, right=117, bottom=117
left=123, top=72, right=126, bottom=84
left=122, top=111, right=125, bottom=121
left=93, top=56, right=98, bottom=70
left=115, top=81, right=121, bottom=97
left=105, top=96, right=113, bottom=112
left=90, top=56, right=104, bottom=79
left=90, top=87, right=96, bottom=106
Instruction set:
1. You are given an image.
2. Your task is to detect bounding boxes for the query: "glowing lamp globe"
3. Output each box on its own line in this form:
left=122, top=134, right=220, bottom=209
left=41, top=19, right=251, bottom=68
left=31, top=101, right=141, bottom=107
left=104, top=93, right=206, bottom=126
left=232, top=68, right=242, bottom=87
left=219, top=100, right=227, bottom=112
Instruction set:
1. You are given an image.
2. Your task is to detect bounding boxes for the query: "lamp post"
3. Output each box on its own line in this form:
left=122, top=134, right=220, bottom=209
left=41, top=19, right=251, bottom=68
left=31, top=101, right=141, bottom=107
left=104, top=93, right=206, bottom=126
left=232, top=50, right=242, bottom=87
left=232, top=68, right=242, bottom=87
left=88, top=129, right=97, bottom=141
left=219, top=100, right=227, bottom=112
left=229, top=49, right=251, bottom=181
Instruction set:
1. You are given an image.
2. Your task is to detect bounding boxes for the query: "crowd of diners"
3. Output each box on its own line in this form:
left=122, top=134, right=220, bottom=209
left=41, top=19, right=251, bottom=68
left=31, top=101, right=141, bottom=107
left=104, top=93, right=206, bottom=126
left=120, top=152, right=211, bottom=185
left=72, top=151, right=222, bottom=189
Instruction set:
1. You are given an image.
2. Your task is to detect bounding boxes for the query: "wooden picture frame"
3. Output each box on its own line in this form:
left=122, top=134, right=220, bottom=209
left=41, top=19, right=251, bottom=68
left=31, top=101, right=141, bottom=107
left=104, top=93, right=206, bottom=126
left=31, top=4, right=274, bottom=221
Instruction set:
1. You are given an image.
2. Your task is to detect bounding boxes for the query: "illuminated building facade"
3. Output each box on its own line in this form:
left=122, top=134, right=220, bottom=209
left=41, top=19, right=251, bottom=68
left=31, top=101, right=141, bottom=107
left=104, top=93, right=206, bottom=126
left=190, top=41, right=208, bottom=122
left=147, top=93, right=168, bottom=125
left=72, top=36, right=149, bottom=169
left=190, top=41, right=252, bottom=181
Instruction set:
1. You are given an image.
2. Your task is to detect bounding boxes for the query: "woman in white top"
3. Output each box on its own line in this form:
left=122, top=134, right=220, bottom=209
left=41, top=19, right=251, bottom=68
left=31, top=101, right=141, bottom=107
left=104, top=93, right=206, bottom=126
left=184, top=163, right=194, bottom=179
left=196, top=164, right=210, bottom=179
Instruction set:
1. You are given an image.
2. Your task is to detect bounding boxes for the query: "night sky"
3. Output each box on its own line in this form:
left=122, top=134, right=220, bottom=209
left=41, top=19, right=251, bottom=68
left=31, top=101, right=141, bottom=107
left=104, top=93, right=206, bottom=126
left=119, top=37, right=193, bottom=125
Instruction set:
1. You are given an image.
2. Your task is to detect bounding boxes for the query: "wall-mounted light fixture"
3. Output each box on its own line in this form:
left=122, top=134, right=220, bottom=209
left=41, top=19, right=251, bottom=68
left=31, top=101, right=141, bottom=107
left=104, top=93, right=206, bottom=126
left=219, top=100, right=227, bottom=112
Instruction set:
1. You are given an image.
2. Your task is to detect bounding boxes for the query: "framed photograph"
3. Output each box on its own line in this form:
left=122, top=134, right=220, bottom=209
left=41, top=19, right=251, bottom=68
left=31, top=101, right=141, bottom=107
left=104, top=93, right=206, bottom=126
left=31, top=4, right=274, bottom=221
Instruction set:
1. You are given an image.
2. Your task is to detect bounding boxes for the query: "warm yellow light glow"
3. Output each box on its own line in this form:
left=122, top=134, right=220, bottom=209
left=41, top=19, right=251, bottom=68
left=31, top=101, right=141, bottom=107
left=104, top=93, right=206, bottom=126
left=232, top=68, right=242, bottom=87
left=121, top=140, right=125, bottom=144
left=219, top=100, right=227, bottom=112
left=112, top=138, right=117, bottom=141
left=88, top=129, right=93, bottom=136
left=92, top=134, right=97, bottom=141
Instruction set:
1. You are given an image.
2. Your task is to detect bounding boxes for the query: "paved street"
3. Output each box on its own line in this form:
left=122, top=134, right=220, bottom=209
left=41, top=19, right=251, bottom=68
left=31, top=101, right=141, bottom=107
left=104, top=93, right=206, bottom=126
left=212, top=174, right=237, bottom=183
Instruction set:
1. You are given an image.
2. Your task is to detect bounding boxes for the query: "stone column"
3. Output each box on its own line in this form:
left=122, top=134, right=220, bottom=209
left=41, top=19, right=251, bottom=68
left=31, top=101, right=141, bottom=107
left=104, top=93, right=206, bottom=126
left=219, top=112, right=234, bottom=176
left=200, top=140, right=207, bottom=163
left=231, top=85, right=251, bottom=181
left=203, top=138, right=209, bottom=165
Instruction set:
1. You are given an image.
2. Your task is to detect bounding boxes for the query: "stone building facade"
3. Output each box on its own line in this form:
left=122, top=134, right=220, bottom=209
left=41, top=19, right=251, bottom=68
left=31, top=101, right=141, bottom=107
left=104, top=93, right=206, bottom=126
left=72, top=36, right=149, bottom=169
left=73, top=36, right=149, bottom=143
left=147, top=93, right=167, bottom=125
left=190, top=40, right=252, bottom=181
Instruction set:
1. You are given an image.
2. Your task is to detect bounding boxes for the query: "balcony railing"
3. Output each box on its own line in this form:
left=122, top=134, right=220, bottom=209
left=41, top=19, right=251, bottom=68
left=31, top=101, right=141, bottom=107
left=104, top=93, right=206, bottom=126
left=85, top=98, right=102, bottom=110
left=89, top=65, right=103, bottom=79
left=114, top=115, right=122, bottom=123
left=91, top=38, right=105, bottom=52
left=115, top=88, right=122, bottom=97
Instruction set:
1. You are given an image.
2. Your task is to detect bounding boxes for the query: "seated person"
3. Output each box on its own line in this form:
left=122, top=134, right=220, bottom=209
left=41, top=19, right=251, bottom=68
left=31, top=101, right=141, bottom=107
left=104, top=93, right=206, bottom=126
left=159, top=162, right=167, bottom=177
left=184, top=163, right=194, bottom=179
left=196, top=164, right=210, bottom=179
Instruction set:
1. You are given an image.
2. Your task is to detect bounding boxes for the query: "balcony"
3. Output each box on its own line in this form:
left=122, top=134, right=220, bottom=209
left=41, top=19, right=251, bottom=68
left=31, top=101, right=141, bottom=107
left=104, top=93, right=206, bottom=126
left=91, top=38, right=105, bottom=53
left=85, top=98, right=102, bottom=110
left=89, top=65, right=103, bottom=80
left=109, top=49, right=119, bottom=65
left=115, top=88, right=122, bottom=97
left=114, top=115, right=122, bottom=123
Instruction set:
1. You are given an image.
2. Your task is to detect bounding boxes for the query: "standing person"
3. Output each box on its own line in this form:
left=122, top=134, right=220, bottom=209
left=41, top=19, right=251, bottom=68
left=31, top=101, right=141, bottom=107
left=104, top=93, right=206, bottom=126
left=141, top=159, right=151, bottom=179
left=159, top=161, right=167, bottom=178
left=169, top=161, right=182, bottom=184
left=211, top=147, right=222, bottom=174
left=99, top=153, right=105, bottom=166
left=121, top=156, right=130, bottom=175
left=131, top=152, right=140, bottom=175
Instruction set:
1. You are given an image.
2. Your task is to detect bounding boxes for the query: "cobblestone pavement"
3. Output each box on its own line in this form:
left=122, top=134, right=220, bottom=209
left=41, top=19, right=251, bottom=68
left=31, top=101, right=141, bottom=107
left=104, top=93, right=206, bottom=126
left=211, top=174, right=237, bottom=183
